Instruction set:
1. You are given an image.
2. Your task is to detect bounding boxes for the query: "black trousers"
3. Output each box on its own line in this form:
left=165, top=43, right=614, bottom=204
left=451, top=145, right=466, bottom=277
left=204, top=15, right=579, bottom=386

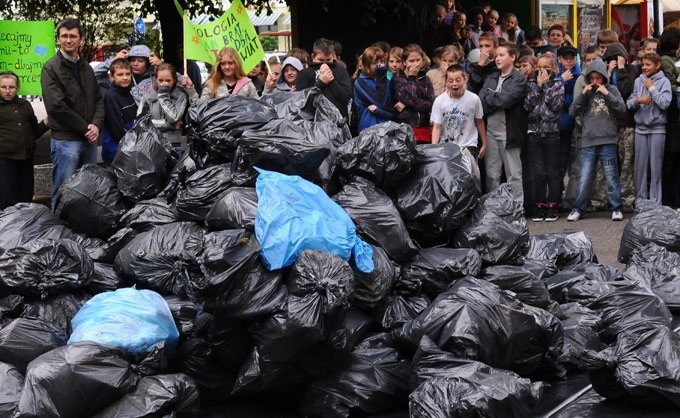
left=527, top=134, right=562, bottom=204
left=0, top=157, right=34, bottom=210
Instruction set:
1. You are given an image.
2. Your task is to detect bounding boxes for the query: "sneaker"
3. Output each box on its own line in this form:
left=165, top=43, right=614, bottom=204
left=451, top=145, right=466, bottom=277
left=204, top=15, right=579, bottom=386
left=612, top=210, right=623, bottom=221
left=532, top=204, right=545, bottom=222
left=567, top=211, right=581, bottom=221
left=545, top=207, right=559, bottom=222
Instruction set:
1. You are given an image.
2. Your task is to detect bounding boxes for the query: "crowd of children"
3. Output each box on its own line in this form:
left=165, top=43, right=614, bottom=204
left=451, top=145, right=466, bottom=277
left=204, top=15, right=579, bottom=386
left=4, top=4, right=680, bottom=222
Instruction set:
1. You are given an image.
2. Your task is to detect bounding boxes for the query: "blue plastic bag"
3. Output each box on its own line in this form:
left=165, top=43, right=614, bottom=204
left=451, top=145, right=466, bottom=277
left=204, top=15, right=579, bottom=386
left=68, top=287, right=180, bottom=354
left=255, top=168, right=374, bottom=272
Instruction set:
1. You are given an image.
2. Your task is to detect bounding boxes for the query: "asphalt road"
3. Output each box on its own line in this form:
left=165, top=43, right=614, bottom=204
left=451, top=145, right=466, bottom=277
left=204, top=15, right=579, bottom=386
left=528, top=209, right=629, bottom=270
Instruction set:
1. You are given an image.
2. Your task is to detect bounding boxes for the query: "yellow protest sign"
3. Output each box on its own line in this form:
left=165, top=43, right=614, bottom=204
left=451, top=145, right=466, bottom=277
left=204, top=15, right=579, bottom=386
left=175, top=0, right=266, bottom=72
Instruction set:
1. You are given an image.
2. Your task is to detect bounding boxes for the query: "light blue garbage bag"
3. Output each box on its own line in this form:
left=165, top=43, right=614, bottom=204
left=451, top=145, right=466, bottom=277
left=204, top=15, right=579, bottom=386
left=68, top=287, right=180, bottom=354
left=255, top=168, right=374, bottom=273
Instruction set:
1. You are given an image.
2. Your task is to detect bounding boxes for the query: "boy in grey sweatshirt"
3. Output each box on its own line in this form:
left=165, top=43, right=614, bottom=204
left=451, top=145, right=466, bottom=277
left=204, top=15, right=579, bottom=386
left=567, top=58, right=626, bottom=221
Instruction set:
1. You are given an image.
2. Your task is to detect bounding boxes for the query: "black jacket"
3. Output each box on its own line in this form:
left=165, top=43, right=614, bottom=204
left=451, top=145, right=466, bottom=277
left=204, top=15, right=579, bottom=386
left=41, top=51, right=105, bottom=141
left=0, top=97, right=47, bottom=160
left=466, top=61, right=500, bottom=94
left=479, top=68, right=528, bottom=149
left=104, top=83, right=137, bottom=143
left=295, top=61, right=353, bottom=119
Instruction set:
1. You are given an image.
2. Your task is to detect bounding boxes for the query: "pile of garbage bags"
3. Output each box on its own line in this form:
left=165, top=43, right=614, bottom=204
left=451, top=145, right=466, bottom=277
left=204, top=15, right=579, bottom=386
left=1, top=89, right=680, bottom=417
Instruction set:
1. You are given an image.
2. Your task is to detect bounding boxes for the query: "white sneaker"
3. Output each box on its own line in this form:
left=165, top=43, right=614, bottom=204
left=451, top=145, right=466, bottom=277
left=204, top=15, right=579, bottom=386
left=567, top=211, right=581, bottom=221
left=612, top=211, right=623, bottom=221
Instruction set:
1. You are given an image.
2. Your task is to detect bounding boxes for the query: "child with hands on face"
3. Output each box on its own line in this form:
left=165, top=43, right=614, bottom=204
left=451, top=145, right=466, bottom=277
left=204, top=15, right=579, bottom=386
left=626, top=52, right=672, bottom=204
left=137, top=62, right=196, bottom=146
left=568, top=57, right=626, bottom=222
left=392, top=44, right=435, bottom=142
left=524, top=56, right=565, bottom=221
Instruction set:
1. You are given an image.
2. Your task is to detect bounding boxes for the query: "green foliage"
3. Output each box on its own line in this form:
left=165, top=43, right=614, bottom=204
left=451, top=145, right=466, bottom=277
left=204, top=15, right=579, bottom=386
left=2, top=0, right=142, bottom=62
left=259, top=36, right=279, bottom=51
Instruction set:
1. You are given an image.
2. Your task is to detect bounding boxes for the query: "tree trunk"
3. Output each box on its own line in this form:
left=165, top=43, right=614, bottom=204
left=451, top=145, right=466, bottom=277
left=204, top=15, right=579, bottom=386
left=155, top=0, right=183, bottom=67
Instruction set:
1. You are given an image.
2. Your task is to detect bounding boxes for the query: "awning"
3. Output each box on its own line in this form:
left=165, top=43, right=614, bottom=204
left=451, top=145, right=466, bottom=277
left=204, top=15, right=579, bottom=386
left=190, top=11, right=281, bottom=26
left=260, top=30, right=292, bottom=37
left=612, top=0, right=680, bottom=12
left=249, top=11, right=281, bottom=26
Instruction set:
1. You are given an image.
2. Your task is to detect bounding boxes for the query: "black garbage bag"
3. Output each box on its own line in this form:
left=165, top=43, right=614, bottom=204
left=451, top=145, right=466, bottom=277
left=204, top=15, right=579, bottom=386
left=374, top=274, right=431, bottom=331
left=402, top=248, right=482, bottom=297
left=186, top=230, right=281, bottom=319
left=349, top=245, right=398, bottom=310
left=90, top=263, right=129, bottom=293
left=119, top=198, right=177, bottom=232
left=618, top=200, right=680, bottom=263
left=187, top=95, right=278, bottom=167
left=261, top=87, right=349, bottom=128
left=395, top=277, right=563, bottom=377
left=176, top=336, right=238, bottom=399
left=522, top=258, right=559, bottom=281
left=112, top=115, right=175, bottom=202
left=584, top=325, right=680, bottom=408
left=0, top=317, right=67, bottom=372
left=559, top=303, right=604, bottom=369
left=232, top=119, right=332, bottom=186
left=114, top=222, right=205, bottom=296
left=526, top=232, right=598, bottom=268
left=410, top=336, right=546, bottom=418
left=234, top=309, right=370, bottom=395
left=164, top=296, right=198, bottom=340
left=0, top=204, right=106, bottom=257
left=85, top=227, right=137, bottom=264
left=0, top=203, right=63, bottom=250
left=232, top=250, right=357, bottom=395
left=482, top=265, right=553, bottom=310
left=0, top=361, right=23, bottom=417
left=16, top=342, right=138, bottom=418
left=337, top=121, right=417, bottom=191
left=588, top=288, right=672, bottom=344
left=92, top=373, right=200, bottom=418
left=394, top=143, right=478, bottom=243
left=287, top=250, right=354, bottom=315
left=0, top=239, right=94, bottom=298
left=622, top=243, right=680, bottom=309
left=54, top=164, right=131, bottom=239
left=544, top=262, right=621, bottom=305
left=174, top=163, right=234, bottom=222
left=0, top=295, right=24, bottom=326
left=300, top=332, right=411, bottom=418
left=333, top=178, right=417, bottom=262
left=202, top=260, right=286, bottom=319
left=453, top=184, right=529, bottom=265
left=206, top=187, right=258, bottom=231
left=19, top=293, right=90, bottom=336
left=158, top=151, right=198, bottom=201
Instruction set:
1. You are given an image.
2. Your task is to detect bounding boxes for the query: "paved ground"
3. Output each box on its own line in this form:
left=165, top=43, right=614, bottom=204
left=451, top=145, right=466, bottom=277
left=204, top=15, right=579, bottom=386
left=528, top=209, right=629, bottom=270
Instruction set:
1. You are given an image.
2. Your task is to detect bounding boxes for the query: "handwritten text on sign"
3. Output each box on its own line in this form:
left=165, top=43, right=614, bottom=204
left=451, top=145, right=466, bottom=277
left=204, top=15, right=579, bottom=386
left=0, top=20, right=56, bottom=95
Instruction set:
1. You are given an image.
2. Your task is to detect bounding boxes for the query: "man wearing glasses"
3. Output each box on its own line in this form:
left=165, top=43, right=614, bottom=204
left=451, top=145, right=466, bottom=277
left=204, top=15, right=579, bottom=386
left=40, top=18, right=104, bottom=209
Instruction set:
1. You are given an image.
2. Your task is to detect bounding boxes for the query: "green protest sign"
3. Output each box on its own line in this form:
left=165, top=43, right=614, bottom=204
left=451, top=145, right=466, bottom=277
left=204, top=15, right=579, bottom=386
left=0, top=20, right=56, bottom=95
left=175, top=0, right=266, bottom=73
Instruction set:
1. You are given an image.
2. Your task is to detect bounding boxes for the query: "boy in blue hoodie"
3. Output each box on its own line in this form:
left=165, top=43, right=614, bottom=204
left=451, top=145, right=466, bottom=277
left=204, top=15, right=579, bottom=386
left=102, top=58, right=137, bottom=164
left=568, top=58, right=626, bottom=221
left=557, top=45, right=581, bottom=193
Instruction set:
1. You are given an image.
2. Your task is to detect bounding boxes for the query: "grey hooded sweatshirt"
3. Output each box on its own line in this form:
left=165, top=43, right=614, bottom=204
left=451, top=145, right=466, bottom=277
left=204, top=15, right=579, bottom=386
left=626, top=69, right=672, bottom=134
left=569, top=58, right=626, bottom=148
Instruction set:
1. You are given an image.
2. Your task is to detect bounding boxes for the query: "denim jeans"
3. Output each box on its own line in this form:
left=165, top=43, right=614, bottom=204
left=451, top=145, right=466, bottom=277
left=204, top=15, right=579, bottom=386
left=51, top=138, right=98, bottom=209
left=572, top=144, right=622, bottom=214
